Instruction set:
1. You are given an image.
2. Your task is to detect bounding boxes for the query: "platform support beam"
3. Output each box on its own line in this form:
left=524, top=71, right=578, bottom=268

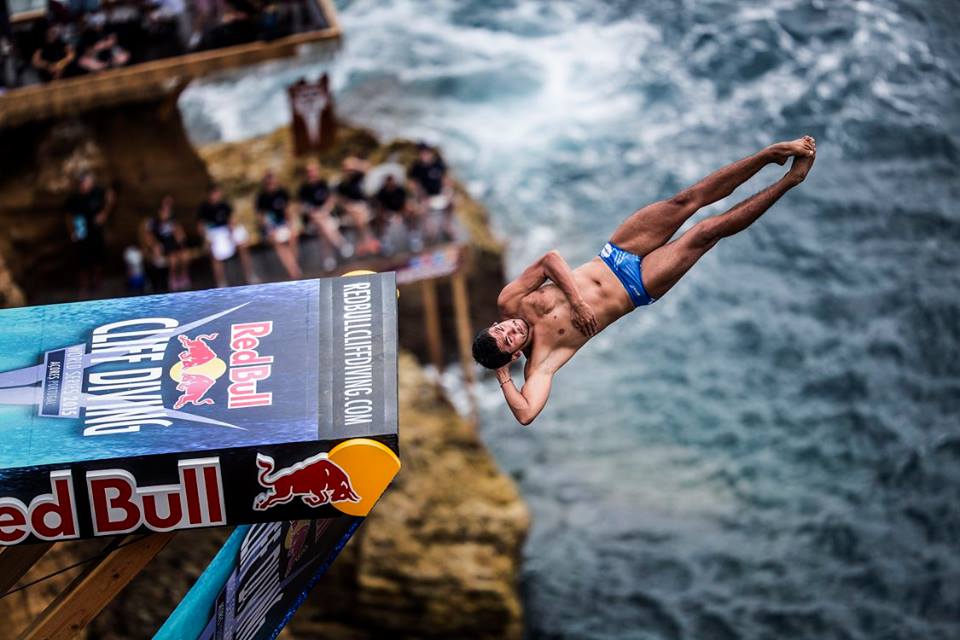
left=0, top=543, right=53, bottom=596
left=420, top=279, right=444, bottom=373
left=19, top=533, right=174, bottom=640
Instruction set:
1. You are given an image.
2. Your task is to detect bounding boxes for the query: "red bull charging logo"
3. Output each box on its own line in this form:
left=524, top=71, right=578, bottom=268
left=170, top=333, right=226, bottom=410
left=169, top=324, right=275, bottom=412
left=253, top=452, right=361, bottom=511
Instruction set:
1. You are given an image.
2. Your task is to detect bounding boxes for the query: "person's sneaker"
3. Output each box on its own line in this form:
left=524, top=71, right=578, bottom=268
left=323, top=256, right=337, bottom=272
left=339, top=243, right=354, bottom=259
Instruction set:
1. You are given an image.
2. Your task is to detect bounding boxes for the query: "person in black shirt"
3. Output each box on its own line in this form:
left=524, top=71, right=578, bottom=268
left=297, top=162, right=350, bottom=271
left=142, top=195, right=190, bottom=291
left=32, top=25, right=75, bottom=82
left=65, top=173, right=113, bottom=294
left=375, top=173, right=418, bottom=232
left=408, top=142, right=456, bottom=242
left=197, top=185, right=256, bottom=287
left=408, top=142, right=450, bottom=199
left=256, top=171, right=301, bottom=279
left=333, top=156, right=379, bottom=256
left=77, top=14, right=130, bottom=74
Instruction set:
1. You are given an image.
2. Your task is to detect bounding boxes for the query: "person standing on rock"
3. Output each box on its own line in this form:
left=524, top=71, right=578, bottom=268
left=473, top=137, right=816, bottom=425
left=65, top=173, right=114, bottom=296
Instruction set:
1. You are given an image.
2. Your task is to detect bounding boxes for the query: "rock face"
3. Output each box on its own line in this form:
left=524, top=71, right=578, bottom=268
left=285, top=353, right=529, bottom=640
left=0, top=94, right=210, bottom=295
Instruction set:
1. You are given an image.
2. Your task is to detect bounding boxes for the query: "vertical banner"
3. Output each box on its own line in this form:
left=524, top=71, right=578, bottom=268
left=288, top=74, right=337, bottom=156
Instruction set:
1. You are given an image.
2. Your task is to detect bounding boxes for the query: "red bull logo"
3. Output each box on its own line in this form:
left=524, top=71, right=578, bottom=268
left=253, top=452, right=361, bottom=511
left=171, top=333, right=227, bottom=410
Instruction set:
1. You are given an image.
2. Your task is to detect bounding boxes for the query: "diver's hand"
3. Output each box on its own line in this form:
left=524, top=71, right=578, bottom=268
left=571, top=300, right=599, bottom=337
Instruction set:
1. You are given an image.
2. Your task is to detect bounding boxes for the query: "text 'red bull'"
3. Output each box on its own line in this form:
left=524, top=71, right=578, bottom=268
left=0, top=458, right=225, bottom=544
left=86, top=457, right=225, bottom=535
left=228, top=322, right=273, bottom=409
left=252, top=452, right=360, bottom=511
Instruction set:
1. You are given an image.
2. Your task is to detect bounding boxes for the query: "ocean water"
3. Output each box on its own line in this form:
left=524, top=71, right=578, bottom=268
left=180, top=1, right=960, bottom=638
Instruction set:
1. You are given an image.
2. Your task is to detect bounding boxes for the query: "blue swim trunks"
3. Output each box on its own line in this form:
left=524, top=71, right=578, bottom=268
left=599, top=242, right=656, bottom=307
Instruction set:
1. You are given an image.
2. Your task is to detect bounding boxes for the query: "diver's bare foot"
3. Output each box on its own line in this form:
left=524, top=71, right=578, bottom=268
left=768, top=136, right=816, bottom=165
left=785, top=147, right=816, bottom=185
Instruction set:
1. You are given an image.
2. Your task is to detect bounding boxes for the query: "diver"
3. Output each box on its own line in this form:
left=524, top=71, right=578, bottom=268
left=474, top=137, right=816, bottom=424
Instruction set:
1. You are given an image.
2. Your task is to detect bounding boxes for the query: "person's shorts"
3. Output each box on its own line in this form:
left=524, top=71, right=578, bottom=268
left=270, top=224, right=292, bottom=244
left=74, top=235, right=105, bottom=269
left=599, top=242, right=655, bottom=307
left=206, top=224, right=248, bottom=261
left=159, top=237, right=184, bottom=256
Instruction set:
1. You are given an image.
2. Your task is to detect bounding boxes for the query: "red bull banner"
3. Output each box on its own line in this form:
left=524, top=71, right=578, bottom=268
left=158, top=437, right=401, bottom=640
left=0, top=273, right=398, bottom=545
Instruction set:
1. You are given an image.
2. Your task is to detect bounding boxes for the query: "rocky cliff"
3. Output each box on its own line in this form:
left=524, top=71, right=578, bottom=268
left=0, top=94, right=211, bottom=293
left=197, top=125, right=506, bottom=362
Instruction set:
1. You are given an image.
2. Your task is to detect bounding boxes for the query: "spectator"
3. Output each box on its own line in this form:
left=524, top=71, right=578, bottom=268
left=146, top=0, right=190, bottom=51
left=123, top=245, right=145, bottom=294
left=31, top=25, right=75, bottom=82
left=408, top=142, right=451, bottom=200
left=142, top=195, right=190, bottom=291
left=197, top=184, right=256, bottom=287
left=65, top=173, right=113, bottom=294
left=408, top=142, right=456, bottom=241
left=202, top=2, right=258, bottom=50
left=335, top=156, right=379, bottom=256
left=256, top=171, right=302, bottom=279
left=298, top=161, right=350, bottom=271
left=374, top=173, right=420, bottom=253
left=77, top=13, right=130, bottom=74
left=0, top=0, right=9, bottom=42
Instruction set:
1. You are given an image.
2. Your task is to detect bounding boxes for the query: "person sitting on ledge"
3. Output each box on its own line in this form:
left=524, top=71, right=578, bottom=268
left=474, top=137, right=817, bottom=425
left=298, top=161, right=352, bottom=271
left=197, top=184, right=257, bottom=287
left=31, top=24, right=75, bottom=82
left=256, top=171, right=302, bottom=279
left=142, top=195, right=190, bottom=291
left=334, top=156, right=380, bottom=257
left=76, top=13, right=130, bottom=74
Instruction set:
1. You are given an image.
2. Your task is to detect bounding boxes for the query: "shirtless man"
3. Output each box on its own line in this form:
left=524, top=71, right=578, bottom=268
left=473, top=137, right=817, bottom=425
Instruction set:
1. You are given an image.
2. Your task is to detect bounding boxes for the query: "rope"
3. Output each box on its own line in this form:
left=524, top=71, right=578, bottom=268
left=0, top=535, right=151, bottom=599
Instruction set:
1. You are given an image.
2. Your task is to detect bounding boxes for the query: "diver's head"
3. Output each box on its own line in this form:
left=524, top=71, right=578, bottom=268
left=472, top=319, right=530, bottom=369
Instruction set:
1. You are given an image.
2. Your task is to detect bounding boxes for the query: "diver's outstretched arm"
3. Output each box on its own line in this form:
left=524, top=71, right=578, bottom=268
left=496, top=366, right=553, bottom=426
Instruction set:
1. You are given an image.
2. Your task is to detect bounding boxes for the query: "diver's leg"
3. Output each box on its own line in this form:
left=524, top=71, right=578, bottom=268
left=610, top=137, right=815, bottom=257
left=640, top=153, right=814, bottom=299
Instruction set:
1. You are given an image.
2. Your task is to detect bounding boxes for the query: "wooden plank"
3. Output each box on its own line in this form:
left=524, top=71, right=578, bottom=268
left=450, top=273, right=475, bottom=387
left=0, top=16, right=342, bottom=128
left=0, top=543, right=53, bottom=596
left=451, top=272, right=479, bottom=422
left=420, top=279, right=444, bottom=373
left=19, top=533, right=174, bottom=640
